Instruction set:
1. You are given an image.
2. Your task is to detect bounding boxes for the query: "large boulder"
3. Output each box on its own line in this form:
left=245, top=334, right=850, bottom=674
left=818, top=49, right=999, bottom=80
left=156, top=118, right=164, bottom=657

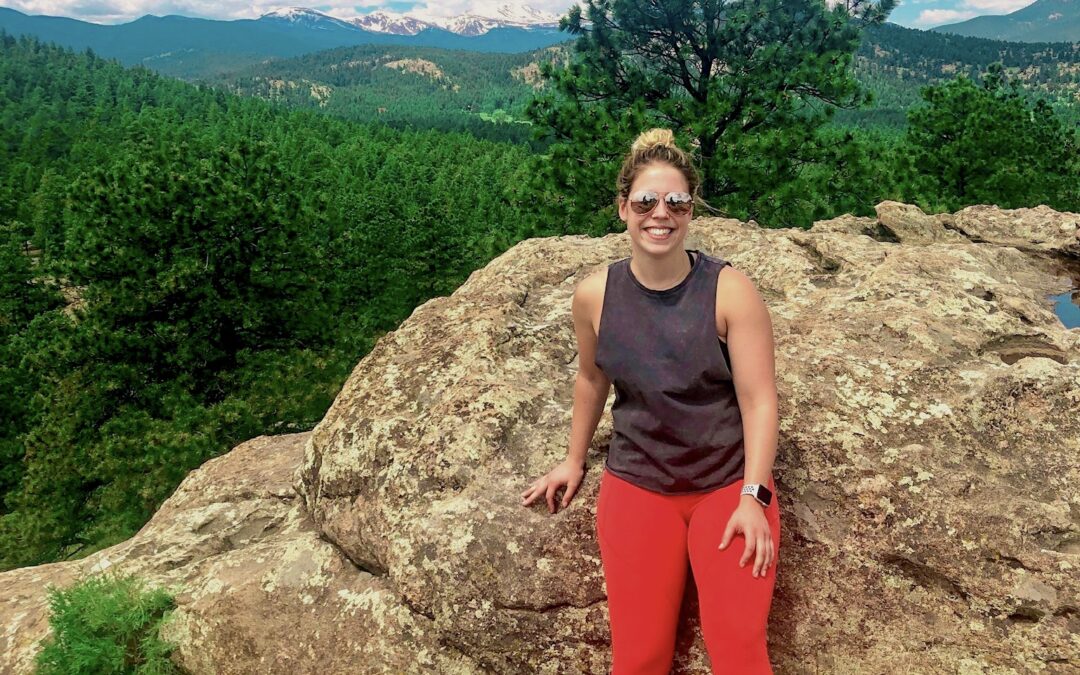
left=0, top=434, right=480, bottom=674
left=2, top=202, right=1078, bottom=674
left=297, top=204, right=1079, bottom=673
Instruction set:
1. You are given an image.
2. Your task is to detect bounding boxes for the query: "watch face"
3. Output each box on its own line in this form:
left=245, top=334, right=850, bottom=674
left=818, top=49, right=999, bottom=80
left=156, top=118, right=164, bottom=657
left=757, top=485, right=772, bottom=506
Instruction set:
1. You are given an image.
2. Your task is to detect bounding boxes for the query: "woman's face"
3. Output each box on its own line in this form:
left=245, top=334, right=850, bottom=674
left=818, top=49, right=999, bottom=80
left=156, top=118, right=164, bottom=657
left=618, top=162, right=693, bottom=256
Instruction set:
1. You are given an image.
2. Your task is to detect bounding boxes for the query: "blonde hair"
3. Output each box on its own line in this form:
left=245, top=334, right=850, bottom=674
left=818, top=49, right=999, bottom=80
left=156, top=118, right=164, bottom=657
left=614, top=128, right=719, bottom=215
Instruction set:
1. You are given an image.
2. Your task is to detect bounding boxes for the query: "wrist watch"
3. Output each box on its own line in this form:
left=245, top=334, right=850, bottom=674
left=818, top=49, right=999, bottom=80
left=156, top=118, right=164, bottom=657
left=741, top=483, right=772, bottom=508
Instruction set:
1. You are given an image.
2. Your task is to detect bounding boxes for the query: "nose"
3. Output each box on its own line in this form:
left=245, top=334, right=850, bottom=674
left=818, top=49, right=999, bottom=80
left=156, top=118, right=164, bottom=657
left=650, top=198, right=670, bottom=220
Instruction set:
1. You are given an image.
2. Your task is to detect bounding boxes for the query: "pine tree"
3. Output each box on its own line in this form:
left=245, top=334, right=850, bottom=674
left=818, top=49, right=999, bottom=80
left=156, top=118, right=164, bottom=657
left=905, top=63, right=1080, bottom=212
left=0, top=220, right=62, bottom=509
left=522, top=0, right=897, bottom=231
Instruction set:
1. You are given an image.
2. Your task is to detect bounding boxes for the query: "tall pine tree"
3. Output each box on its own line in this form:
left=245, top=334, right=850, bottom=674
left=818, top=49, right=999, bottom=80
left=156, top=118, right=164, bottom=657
left=523, top=0, right=897, bottom=230
left=904, top=63, right=1080, bottom=212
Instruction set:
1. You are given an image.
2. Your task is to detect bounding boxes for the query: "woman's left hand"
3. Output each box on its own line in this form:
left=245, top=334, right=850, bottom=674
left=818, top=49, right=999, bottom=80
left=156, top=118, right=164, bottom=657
left=718, top=500, right=774, bottom=578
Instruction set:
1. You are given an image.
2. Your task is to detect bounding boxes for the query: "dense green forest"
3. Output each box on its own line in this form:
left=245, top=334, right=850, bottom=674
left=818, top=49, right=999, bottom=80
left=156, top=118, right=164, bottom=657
left=206, top=42, right=549, bottom=143
left=844, top=23, right=1080, bottom=127
left=203, top=23, right=1080, bottom=133
left=1, top=0, right=1078, bottom=572
left=0, top=32, right=539, bottom=569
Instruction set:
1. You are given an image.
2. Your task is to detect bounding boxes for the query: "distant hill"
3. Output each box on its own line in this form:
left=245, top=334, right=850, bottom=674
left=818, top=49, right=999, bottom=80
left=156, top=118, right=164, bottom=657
left=205, top=42, right=559, bottom=140
left=3, top=6, right=1078, bottom=129
left=0, top=7, right=571, bottom=78
left=932, top=0, right=1080, bottom=43
left=851, top=22, right=1080, bottom=127
left=207, top=22, right=1080, bottom=133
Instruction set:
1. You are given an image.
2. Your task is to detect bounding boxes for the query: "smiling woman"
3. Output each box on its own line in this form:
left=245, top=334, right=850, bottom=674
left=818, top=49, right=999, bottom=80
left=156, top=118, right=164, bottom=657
left=521, top=128, right=783, bottom=674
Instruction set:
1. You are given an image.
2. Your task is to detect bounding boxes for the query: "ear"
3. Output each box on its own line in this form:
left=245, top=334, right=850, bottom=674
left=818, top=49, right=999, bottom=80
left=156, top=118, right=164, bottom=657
left=617, top=195, right=627, bottom=222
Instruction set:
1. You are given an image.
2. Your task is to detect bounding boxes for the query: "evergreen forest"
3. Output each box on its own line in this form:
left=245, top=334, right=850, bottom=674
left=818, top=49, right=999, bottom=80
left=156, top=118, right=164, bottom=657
left=0, top=33, right=537, bottom=569
left=1, top=0, right=1079, bottom=572
left=203, top=22, right=1080, bottom=133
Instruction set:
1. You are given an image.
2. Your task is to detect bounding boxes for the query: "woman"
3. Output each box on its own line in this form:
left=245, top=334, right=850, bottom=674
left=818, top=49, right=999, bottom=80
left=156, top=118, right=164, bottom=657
left=520, top=128, right=781, bottom=674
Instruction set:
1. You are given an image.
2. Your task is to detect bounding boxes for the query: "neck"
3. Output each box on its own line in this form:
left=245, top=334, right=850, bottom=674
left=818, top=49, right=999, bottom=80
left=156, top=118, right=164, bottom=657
left=629, top=248, right=692, bottom=291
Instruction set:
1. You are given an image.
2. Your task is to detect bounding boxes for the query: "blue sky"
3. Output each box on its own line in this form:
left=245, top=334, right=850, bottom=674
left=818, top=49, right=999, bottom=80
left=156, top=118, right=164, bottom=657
left=890, top=0, right=1032, bottom=27
left=0, top=0, right=1036, bottom=29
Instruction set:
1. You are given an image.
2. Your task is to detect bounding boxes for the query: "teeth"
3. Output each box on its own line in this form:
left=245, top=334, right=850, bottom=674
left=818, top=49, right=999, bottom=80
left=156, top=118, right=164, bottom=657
left=646, top=228, right=672, bottom=235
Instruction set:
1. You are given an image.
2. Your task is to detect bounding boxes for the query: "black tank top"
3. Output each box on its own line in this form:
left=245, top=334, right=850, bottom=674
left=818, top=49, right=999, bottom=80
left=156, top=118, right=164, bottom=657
left=595, top=249, right=745, bottom=494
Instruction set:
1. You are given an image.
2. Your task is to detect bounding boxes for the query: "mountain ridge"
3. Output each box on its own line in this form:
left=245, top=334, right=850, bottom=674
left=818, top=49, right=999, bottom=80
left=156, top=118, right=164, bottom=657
left=933, top=0, right=1079, bottom=43
left=0, top=5, right=571, bottom=76
left=264, top=3, right=563, bottom=36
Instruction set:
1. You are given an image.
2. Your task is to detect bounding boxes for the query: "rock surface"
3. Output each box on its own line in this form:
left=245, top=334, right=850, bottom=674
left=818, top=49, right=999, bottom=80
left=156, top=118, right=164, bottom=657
left=0, top=434, right=479, bottom=675
left=2, top=202, right=1078, bottom=674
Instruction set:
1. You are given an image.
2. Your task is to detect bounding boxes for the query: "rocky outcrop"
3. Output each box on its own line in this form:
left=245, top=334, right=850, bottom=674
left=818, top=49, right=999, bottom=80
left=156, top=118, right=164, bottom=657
left=0, top=434, right=479, bottom=674
left=2, top=202, right=1078, bottom=674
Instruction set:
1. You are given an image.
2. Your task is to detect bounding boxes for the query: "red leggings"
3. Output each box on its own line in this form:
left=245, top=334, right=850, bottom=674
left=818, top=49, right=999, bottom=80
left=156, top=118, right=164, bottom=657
left=596, top=467, right=780, bottom=674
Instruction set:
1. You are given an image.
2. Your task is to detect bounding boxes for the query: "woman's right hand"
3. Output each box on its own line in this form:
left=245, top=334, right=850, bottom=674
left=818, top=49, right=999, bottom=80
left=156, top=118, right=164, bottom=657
left=520, top=459, right=586, bottom=514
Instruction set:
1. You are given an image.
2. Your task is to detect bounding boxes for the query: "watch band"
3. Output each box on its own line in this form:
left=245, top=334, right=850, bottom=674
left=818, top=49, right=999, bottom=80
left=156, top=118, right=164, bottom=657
left=741, top=483, right=772, bottom=508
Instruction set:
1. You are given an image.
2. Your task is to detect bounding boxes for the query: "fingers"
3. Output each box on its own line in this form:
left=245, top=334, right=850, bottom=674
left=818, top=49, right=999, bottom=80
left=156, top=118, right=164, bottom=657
left=718, top=519, right=736, bottom=550
left=561, top=482, right=577, bottom=509
left=520, top=482, right=539, bottom=506
left=522, top=469, right=582, bottom=513
left=751, top=528, right=774, bottom=578
left=754, top=533, right=767, bottom=577
left=735, top=524, right=775, bottom=578
left=739, top=538, right=753, bottom=569
left=521, top=480, right=546, bottom=506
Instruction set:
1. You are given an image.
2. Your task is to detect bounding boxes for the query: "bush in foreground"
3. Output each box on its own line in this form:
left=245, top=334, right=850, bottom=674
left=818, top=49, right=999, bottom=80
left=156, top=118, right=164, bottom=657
left=34, top=571, right=181, bottom=675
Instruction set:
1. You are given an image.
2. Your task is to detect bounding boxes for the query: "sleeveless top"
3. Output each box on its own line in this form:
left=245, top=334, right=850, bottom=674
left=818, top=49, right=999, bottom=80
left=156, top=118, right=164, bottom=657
left=594, top=249, right=745, bottom=494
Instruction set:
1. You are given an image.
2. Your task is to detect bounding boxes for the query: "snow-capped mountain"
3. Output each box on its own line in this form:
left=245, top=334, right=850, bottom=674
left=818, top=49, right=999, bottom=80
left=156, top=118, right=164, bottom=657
left=429, top=4, right=562, bottom=35
left=278, top=3, right=565, bottom=36
left=430, top=14, right=507, bottom=37
left=350, top=11, right=435, bottom=36
left=261, top=4, right=563, bottom=37
left=260, top=7, right=358, bottom=32
left=0, top=4, right=577, bottom=65
left=490, top=3, right=563, bottom=26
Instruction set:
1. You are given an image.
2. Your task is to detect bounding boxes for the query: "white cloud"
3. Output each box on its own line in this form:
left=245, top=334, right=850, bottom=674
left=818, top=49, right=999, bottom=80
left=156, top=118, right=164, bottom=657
left=961, top=0, right=1030, bottom=11
left=4, top=1, right=258, bottom=22
left=913, top=0, right=1033, bottom=28
left=914, top=8, right=979, bottom=25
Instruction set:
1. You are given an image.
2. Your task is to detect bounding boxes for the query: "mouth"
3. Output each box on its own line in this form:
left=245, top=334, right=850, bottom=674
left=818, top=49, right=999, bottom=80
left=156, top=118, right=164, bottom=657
left=643, top=226, right=674, bottom=241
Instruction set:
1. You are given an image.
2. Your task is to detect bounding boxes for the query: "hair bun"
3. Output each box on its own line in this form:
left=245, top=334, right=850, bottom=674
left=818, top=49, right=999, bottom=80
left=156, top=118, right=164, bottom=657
left=630, top=128, right=677, bottom=154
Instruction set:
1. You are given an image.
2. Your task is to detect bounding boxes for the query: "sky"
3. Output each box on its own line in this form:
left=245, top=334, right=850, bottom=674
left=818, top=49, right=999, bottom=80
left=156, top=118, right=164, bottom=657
left=0, top=0, right=1038, bottom=30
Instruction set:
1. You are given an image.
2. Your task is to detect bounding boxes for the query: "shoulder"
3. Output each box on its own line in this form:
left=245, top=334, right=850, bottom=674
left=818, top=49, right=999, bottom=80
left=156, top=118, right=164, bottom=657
left=573, top=265, right=608, bottom=317
left=705, top=255, right=768, bottom=331
left=570, top=260, right=613, bottom=334
left=716, top=261, right=769, bottom=329
left=700, top=252, right=754, bottom=297
left=716, top=261, right=754, bottom=295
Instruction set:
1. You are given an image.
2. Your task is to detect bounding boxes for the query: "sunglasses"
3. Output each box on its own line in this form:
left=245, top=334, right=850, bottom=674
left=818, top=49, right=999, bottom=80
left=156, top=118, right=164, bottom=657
left=626, top=190, right=694, bottom=216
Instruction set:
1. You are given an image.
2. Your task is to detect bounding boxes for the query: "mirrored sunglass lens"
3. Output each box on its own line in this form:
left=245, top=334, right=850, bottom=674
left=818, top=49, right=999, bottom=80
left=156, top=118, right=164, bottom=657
left=630, top=192, right=658, bottom=213
left=667, top=193, right=692, bottom=213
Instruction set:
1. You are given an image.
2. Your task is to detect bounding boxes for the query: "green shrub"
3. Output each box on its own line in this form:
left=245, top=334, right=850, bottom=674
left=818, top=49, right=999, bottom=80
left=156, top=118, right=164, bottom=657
left=34, top=571, right=182, bottom=675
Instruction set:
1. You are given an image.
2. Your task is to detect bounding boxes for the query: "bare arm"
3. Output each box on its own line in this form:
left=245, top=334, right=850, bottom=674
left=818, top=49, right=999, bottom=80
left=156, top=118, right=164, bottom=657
left=720, top=267, right=779, bottom=502
left=565, top=270, right=612, bottom=468
left=521, top=271, right=611, bottom=513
